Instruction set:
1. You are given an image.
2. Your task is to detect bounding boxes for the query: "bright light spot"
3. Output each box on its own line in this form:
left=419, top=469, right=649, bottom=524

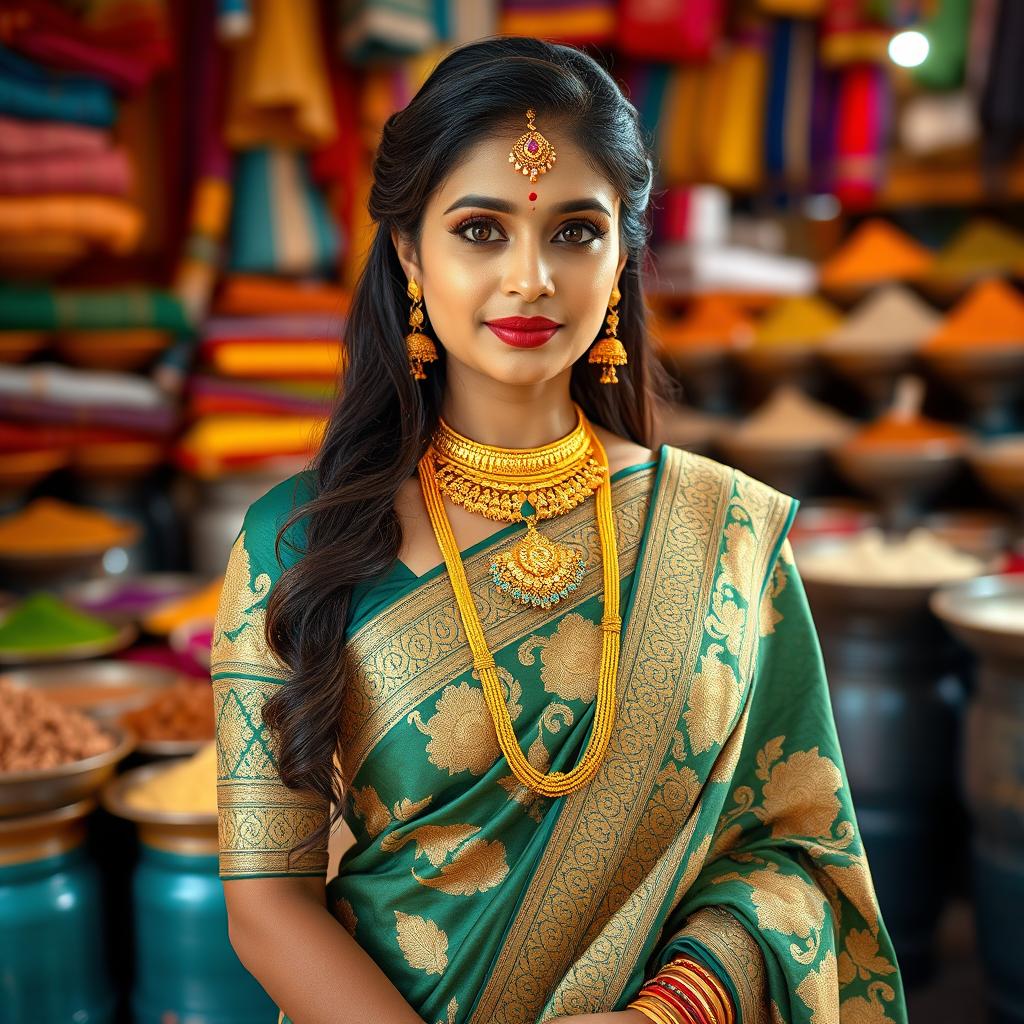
left=103, top=547, right=130, bottom=574
left=889, top=30, right=929, bottom=68
left=804, top=194, right=841, bottom=221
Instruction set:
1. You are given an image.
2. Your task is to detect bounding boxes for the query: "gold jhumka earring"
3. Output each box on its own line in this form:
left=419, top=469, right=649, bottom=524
left=405, top=278, right=437, bottom=379
left=588, top=286, right=627, bottom=384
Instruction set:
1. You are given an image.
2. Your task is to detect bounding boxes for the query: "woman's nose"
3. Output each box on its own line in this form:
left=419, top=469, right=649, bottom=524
left=501, top=235, right=555, bottom=302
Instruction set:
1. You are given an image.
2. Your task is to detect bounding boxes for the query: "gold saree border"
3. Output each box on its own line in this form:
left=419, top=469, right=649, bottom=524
left=470, top=450, right=794, bottom=1024
left=676, top=906, right=770, bottom=1024
left=338, top=466, right=657, bottom=783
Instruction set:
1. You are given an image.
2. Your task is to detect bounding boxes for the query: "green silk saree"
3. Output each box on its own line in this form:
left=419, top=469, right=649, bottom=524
left=212, top=443, right=907, bottom=1024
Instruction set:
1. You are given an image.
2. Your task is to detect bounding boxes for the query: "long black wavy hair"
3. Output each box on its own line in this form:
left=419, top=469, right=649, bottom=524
left=262, top=35, right=673, bottom=861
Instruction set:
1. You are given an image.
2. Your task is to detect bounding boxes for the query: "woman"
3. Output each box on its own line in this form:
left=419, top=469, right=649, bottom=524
left=212, top=36, right=906, bottom=1024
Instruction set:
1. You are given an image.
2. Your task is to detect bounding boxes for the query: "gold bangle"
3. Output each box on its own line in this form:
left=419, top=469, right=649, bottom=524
left=662, top=967, right=724, bottom=1024
left=628, top=994, right=684, bottom=1024
left=682, top=968, right=731, bottom=1024
left=670, top=959, right=735, bottom=1024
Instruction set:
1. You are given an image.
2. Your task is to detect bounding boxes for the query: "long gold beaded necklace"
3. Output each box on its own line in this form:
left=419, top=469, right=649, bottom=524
left=429, top=402, right=605, bottom=609
left=417, top=409, right=622, bottom=797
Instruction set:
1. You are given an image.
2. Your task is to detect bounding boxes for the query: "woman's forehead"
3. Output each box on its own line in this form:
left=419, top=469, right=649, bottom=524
left=432, top=135, right=619, bottom=216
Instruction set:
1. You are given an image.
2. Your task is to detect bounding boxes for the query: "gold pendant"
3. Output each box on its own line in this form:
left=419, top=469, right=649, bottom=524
left=489, top=516, right=585, bottom=609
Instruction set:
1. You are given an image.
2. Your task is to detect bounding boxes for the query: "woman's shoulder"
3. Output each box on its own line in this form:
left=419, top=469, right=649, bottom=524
left=235, top=468, right=317, bottom=578
left=658, top=444, right=799, bottom=542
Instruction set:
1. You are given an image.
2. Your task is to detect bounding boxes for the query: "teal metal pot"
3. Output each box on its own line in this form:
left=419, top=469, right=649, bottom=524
left=102, top=761, right=277, bottom=1024
left=0, top=799, right=115, bottom=1023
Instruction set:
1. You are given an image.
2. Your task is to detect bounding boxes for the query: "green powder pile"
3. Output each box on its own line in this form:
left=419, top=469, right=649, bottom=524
left=0, top=593, right=118, bottom=651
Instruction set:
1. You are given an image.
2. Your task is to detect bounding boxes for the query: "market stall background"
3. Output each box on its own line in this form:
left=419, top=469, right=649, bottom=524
left=0, top=1, right=1023, bottom=1022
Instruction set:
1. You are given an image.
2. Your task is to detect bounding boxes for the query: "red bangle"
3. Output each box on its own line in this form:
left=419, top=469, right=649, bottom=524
left=642, top=980, right=708, bottom=1024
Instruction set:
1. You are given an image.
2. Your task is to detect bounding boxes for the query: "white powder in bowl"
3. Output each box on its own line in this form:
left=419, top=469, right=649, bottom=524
left=799, top=528, right=985, bottom=585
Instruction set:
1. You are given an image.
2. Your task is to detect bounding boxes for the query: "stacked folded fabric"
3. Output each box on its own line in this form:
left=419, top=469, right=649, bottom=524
left=172, top=1, right=356, bottom=481
left=176, top=276, right=349, bottom=478
left=0, top=1, right=172, bottom=277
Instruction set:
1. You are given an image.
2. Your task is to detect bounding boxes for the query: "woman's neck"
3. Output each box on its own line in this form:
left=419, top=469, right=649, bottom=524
left=439, top=376, right=578, bottom=449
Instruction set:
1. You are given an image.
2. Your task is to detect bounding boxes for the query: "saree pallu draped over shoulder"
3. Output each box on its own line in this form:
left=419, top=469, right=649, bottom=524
left=212, top=445, right=907, bottom=1024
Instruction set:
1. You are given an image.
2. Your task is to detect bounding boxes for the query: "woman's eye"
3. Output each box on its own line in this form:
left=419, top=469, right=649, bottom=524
left=557, top=221, right=599, bottom=244
left=463, top=221, right=501, bottom=243
left=452, top=217, right=606, bottom=246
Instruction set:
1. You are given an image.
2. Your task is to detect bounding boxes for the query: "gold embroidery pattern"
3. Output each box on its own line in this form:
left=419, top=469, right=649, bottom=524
left=673, top=905, right=770, bottom=1024
left=333, top=896, right=357, bottom=936
left=214, top=675, right=328, bottom=877
left=210, top=529, right=287, bottom=681
left=710, top=733, right=899, bottom=1023
left=395, top=910, right=449, bottom=976
left=795, top=949, right=838, bottom=1024
left=496, top=702, right=572, bottom=822
left=382, top=821, right=510, bottom=895
left=517, top=612, right=602, bottom=703
left=435, top=997, right=459, bottom=1024
left=339, top=471, right=654, bottom=783
left=472, top=450, right=793, bottom=1023
left=547, top=466, right=789, bottom=1016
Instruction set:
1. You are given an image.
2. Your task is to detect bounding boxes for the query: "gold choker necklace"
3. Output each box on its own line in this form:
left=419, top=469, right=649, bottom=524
left=429, top=404, right=606, bottom=608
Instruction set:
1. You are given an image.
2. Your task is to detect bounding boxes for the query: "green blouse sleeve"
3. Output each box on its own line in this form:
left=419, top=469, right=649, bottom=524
left=211, top=475, right=329, bottom=880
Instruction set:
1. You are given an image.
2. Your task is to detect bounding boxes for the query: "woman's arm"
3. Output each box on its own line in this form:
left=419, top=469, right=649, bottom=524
left=224, top=875, right=426, bottom=1024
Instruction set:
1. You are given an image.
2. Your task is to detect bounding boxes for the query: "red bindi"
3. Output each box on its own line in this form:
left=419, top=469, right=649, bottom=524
left=528, top=191, right=537, bottom=202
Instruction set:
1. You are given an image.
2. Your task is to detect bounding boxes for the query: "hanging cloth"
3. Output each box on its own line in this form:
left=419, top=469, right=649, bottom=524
left=617, top=0, right=725, bottom=62
left=225, top=0, right=337, bottom=149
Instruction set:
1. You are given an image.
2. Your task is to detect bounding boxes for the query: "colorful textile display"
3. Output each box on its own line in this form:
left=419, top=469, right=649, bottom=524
left=0, top=363, right=176, bottom=433
left=0, top=44, right=115, bottom=126
left=224, top=0, right=336, bottom=150
left=0, top=195, right=143, bottom=253
left=618, top=0, right=726, bottom=62
left=228, top=148, right=342, bottom=276
left=0, top=286, right=188, bottom=331
left=213, top=450, right=906, bottom=1024
left=0, top=114, right=108, bottom=157
left=499, top=0, right=616, bottom=45
left=175, top=413, right=326, bottom=476
left=215, top=275, right=350, bottom=316
left=763, top=17, right=817, bottom=188
left=0, top=0, right=173, bottom=92
left=833, top=63, right=889, bottom=208
left=338, top=0, right=439, bottom=64
left=0, top=145, right=132, bottom=195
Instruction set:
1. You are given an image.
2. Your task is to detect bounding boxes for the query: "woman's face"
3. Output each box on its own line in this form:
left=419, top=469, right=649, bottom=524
left=392, top=129, right=628, bottom=389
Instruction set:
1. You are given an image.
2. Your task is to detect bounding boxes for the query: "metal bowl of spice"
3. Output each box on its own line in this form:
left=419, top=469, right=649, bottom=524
left=0, top=660, right=180, bottom=721
left=0, top=593, right=137, bottom=666
left=0, top=497, right=140, bottom=581
left=0, top=679, right=134, bottom=817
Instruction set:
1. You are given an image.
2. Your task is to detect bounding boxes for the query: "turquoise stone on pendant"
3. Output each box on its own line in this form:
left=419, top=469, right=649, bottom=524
left=489, top=505, right=586, bottom=609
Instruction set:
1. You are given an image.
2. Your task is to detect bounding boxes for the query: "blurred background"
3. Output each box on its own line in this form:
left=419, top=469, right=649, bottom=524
left=0, top=1, right=1022, bottom=1022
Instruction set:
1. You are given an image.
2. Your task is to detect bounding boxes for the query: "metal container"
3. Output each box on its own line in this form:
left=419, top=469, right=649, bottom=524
left=0, top=725, right=133, bottom=818
left=1, top=659, right=179, bottom=722
left=798, top=546, right=971, bottom=984
left=102, top=762, right=278, bottom=1024
left=0, top=799, right=115, bottom=1023
left=931, top=575, right=1024, bottom=1024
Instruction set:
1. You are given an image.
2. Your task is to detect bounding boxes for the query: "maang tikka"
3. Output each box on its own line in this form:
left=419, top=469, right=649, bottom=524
left=509, top=108, right=557, bottom=182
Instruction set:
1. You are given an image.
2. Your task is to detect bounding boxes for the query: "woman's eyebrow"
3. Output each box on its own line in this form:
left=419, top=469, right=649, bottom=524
left=442, top=194, right=612, bottom=218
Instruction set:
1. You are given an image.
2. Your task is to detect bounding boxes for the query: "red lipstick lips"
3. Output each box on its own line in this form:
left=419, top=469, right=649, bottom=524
left=485, top=315, right=562, bottom=348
